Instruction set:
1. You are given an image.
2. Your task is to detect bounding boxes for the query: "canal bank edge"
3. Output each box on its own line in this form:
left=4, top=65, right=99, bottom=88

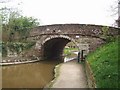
left=45, top=60, right=97, bottom=88
left=0, top=59, right=40, bottom=66
left=84, top=61, right=97, bottom=88
left=44, top=63, right=62, bottom=88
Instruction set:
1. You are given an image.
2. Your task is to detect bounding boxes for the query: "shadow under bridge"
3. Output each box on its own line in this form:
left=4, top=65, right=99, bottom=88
left=41, top=37, right=71, bottom=61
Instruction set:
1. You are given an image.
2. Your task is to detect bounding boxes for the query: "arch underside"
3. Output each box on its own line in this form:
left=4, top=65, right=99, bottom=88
left=42, top=38, right=71, bottom=60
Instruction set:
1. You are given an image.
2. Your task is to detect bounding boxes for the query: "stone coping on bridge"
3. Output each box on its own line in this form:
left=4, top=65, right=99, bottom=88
left=29, top=23, right=119, bottom=42
left=38, top=23, right=119, bottom=29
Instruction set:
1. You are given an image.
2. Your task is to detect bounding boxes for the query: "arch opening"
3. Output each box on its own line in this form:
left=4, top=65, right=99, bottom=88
left=42, top=38, right=71, bottom=61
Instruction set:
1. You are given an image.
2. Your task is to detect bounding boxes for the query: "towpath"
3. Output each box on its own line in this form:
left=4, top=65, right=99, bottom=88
left=52, top=60, right=88, bottom=88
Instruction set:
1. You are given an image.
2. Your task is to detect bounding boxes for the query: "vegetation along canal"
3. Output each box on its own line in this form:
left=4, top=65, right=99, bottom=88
left=2, top=60, right=61, bottom=88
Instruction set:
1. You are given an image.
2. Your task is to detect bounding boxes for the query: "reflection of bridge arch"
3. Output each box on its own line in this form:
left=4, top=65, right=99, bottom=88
left=40, top=35, right=79, bottom=60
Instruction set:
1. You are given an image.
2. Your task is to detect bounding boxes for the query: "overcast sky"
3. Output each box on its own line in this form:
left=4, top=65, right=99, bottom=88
left=1, top=0, right=118, bottom=26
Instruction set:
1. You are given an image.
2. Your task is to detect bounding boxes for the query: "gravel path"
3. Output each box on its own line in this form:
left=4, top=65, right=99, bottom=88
left=52, top=60, right=88, bottom=88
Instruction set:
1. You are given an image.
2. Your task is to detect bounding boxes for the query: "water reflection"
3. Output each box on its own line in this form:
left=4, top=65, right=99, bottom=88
left=2, top=60, right=60, bottom=88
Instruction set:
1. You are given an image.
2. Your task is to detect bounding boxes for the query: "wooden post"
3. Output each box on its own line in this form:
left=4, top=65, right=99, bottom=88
left=81, top=50, right=85, bottom=61
left=77, top=51, right=80, bottom=63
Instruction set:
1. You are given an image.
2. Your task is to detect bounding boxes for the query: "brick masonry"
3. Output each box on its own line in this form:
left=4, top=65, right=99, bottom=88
left=26, top=24, right=119, bottom=60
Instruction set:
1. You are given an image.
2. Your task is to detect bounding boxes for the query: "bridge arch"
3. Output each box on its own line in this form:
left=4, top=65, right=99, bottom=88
left=40, top=35, right=79, bottom=60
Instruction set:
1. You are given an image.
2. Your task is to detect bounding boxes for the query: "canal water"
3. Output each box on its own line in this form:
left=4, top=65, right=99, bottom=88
left=2, top=60, right=61, bottom=88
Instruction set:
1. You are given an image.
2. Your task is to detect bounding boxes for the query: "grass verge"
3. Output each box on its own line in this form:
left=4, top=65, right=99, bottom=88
left=86, top=40, right=119, bottom=88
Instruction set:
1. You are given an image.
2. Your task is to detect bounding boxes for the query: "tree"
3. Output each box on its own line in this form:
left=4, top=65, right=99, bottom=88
left=116, top=1, right=120, bottom=27
left=0, top=0, right=12, bottom=3
left=9, top=15, right=39, bottom=41
left=0, top=1, right=40, bottom=42
left=110, top=0, right=120, bottom=27
left=0, top=0, right=21, bottom=41
left=2, top=11, right=39, bottom=42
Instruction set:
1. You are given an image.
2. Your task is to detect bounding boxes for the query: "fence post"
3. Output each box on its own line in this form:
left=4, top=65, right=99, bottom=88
left=81, top=50, right=85, bottom=61
left=77, top=51, right=80, bottom=63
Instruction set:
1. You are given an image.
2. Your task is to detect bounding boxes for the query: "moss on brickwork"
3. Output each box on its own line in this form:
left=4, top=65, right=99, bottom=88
left=1, top=42, right=35, bottom=57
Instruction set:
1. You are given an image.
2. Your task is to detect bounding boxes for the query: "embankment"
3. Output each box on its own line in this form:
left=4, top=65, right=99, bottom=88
left=86, top=40, right=119, bottom=88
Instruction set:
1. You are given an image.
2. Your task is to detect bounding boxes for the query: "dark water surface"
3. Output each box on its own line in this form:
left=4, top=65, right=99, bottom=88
left=2, top=60, right=60, bottom=88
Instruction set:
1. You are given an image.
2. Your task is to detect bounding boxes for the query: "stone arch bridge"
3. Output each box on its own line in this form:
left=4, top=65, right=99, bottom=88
left=27, top=24, right=119, bottom=61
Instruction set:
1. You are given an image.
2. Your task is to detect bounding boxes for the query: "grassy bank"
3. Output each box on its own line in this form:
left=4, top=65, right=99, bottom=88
left=86, top=40, right=119, bottom=88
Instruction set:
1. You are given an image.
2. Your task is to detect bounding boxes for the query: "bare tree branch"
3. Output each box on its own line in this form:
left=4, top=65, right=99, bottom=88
left=0, top=0, right=12, bottom=3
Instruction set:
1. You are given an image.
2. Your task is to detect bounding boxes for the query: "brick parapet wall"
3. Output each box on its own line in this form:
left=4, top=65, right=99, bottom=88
left=29, top=24, right=119, bottom=38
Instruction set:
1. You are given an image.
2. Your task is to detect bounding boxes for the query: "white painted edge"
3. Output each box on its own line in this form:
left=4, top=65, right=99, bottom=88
left=0, top=60, right=39, bottom=66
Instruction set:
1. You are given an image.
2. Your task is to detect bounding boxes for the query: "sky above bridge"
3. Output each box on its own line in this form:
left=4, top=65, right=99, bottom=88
left=1, top=0, right=118, bottom=26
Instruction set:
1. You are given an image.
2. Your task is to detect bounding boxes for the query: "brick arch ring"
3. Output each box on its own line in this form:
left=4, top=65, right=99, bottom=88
left=41, top=35, right=79, bottom=50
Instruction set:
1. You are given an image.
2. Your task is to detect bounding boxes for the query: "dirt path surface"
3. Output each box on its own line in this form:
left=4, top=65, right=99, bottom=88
left=52, top=60, right=88, bottom=88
